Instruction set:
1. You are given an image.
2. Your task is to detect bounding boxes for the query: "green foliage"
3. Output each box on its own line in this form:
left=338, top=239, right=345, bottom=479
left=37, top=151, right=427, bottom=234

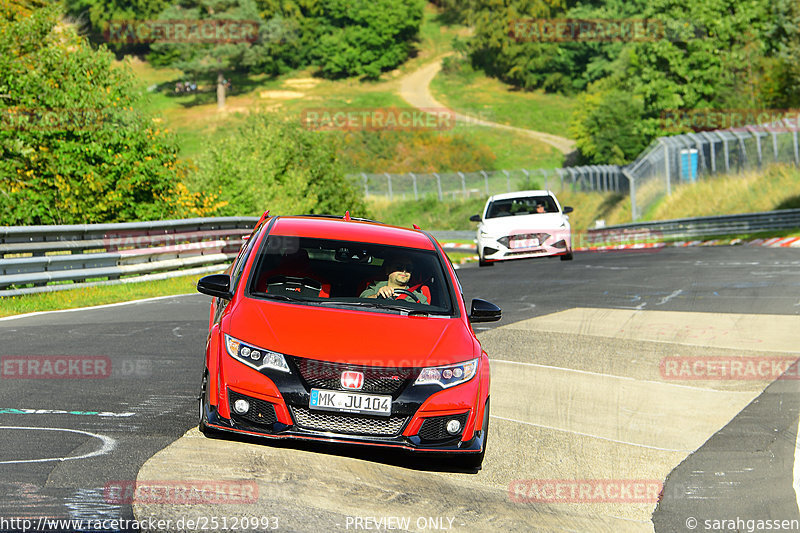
left=335, top=130, right=497, bottom=174
left=63, top=0, right=172, bottom=53
left=459, top=0, right=800, bottom=165
left=311, top=0, right=424, bottom=79
left=145, top=0, right=264, bottom=106
left=191, top=112, right=367, bottom=218
left=569, top=81, right=649, bottom=165
left=0, top=6, right=203, bottom=225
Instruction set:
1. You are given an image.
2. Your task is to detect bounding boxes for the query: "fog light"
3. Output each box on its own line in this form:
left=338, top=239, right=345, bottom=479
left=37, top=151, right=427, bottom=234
left=233, top=399, right=250, bottom=414
left=446, top=419, right=462, bottom=435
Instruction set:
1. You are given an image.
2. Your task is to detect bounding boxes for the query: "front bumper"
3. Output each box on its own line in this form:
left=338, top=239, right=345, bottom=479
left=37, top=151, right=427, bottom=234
left=478, top=230, right=571, bottom=262
left=206, top=355, right=486, bottom=455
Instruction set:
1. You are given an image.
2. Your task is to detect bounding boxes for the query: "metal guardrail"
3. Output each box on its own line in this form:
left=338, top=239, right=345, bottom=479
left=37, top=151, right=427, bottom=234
left=0, top=217, right=259, bottom=297
left=587, top=208, right=800, bottom=241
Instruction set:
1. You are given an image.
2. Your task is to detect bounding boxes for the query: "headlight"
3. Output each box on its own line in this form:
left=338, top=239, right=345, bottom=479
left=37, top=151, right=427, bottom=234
left=224, top=334, right=290, bottom=373
left=414, top=359, right=478, bottom=388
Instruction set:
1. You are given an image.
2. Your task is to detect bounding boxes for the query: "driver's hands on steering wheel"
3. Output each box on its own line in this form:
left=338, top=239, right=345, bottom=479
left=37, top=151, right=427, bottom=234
left=375, top=285, right=397, bottom=299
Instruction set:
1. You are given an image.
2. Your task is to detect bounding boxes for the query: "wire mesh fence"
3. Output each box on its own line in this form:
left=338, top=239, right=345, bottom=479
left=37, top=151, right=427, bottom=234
left=625, top=117, right=800, bottom=220
left=350, top=116, right=800, bottom=222
left=351, top=165, right=626, bottom=202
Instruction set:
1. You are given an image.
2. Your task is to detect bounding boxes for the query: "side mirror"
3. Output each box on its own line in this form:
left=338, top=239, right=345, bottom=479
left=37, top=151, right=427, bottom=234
left=197, top=274, right=232, bottom=300
left=469, top=298, right=501, bottom=323
left=563, top=206, right=574, bottom=214
left=469, top=214, right=481, bottom=222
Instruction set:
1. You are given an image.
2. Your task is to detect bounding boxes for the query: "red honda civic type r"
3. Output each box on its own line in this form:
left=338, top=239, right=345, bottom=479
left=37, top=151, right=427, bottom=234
left=196, top=213, right=501, bottom=469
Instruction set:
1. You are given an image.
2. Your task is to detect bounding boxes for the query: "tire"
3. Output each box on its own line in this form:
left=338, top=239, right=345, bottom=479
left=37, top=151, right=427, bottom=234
left=461, top=398, right=490, bottom=470
left=560, top=251, right=574, bottom=261
left=478, top=256, right=494, bottom=267
left=198, top=370, right=216, bottom=437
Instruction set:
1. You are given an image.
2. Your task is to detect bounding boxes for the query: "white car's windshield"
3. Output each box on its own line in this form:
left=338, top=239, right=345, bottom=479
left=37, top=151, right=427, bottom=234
left=486, top=196, right=558, bottom=218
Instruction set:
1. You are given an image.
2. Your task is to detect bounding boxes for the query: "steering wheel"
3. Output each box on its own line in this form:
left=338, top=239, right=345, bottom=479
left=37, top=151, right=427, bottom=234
left=393, top=288, right=421, bottom=303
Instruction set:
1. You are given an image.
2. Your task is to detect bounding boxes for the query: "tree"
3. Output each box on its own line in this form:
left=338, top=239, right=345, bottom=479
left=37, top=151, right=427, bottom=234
left=147, top=0, right=264, bottom=109
left=0, top=6, right=206, bottom=224
left=192, top=112, right=367, bottom=218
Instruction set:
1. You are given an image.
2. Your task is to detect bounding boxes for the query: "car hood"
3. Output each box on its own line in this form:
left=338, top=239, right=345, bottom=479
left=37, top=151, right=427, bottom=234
left=226, top=298, right=479, bottom=368
left=481, top=213, right=567, bottom=233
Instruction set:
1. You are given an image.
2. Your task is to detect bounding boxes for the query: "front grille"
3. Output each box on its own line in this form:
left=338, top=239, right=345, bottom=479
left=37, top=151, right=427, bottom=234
left=418, top=413, right=469, bottom=442
left=291, top=406, right=408, bottom=436
left=294, top=357, right=418, bottom=395
left=229, top=390, right=278, bottom=428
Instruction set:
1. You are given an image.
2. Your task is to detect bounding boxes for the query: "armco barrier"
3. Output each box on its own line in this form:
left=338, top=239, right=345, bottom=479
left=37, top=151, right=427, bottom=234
left=0, top=217, right=259, bottom=297
left=587, top=208, right=800, bottom=241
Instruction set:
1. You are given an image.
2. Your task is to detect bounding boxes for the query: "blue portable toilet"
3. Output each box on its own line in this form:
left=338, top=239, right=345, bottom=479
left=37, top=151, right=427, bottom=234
left=680, top=148, right=698, bottom=182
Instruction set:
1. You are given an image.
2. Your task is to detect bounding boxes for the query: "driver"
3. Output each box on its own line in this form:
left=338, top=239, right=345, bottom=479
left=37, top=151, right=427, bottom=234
left=359, top=255, right=429, bottom=304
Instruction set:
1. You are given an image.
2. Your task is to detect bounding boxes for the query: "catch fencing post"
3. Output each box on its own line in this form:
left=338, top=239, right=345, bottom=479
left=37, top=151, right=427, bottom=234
left=503, top=170, right=510, bottom=192
left=361, top=173, right=369, bottom=198
left=458, top=172, right=466, bottom=198
left=434, top=173, right=443, bottom=201
left=410, top=172, right=418, bottom=200
left=384, top=173, right=393, bottom=201
left=481, top=170, right=489, bottom=196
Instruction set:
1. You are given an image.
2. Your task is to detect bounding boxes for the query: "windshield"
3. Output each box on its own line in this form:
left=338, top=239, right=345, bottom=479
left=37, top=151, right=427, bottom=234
left=247, top=235, right=455, bottom=316
left=486, top=195, right=558, bottom=218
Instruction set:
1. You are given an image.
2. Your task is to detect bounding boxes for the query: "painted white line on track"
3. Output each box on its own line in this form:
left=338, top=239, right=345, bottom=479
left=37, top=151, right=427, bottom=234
left=657, top=289, right=684, bottom=305
left=0, top=293, right=199, bottom=322
left=0, top=426, right=116, bottom=464
left=490, top=415, right=694, bottom=453
left=491, top=359, right=756, bottom=394
left=794, top=415, right=800, bottom=518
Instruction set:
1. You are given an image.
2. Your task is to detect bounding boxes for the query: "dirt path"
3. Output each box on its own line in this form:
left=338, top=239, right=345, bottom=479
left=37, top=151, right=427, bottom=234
left=398, top=57, right=576, bottom=155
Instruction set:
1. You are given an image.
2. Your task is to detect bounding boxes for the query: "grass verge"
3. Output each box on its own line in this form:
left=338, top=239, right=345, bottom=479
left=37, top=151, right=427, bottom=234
left=0, top=274, right=207, bottom=318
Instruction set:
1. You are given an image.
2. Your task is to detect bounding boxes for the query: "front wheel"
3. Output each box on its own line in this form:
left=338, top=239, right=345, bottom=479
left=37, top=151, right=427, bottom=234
left=560, top=251, right=573, bottom=261
left=198, top=370, right=217, bottom=437
left=460, top=398, right=489, bottom=470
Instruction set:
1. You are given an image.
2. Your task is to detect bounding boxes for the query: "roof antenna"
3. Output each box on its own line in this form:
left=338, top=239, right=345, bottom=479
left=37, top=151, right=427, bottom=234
left=412, top=224, right=421, bottom=229
left=344, top=211, right=351, bottom=221
left=256, top=210, right=270, bottom=226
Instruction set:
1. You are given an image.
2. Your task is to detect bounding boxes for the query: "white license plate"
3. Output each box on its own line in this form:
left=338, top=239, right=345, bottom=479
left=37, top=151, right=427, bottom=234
left=309, top=389, right=391, bottom=416
left=510, top=238, right=539, bottom=249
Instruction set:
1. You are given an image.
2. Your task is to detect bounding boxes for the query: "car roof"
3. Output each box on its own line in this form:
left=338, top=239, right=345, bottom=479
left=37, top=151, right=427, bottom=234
left=487, top=190, right=555, bottom=202
left=267, top=215, right=437, bottom=250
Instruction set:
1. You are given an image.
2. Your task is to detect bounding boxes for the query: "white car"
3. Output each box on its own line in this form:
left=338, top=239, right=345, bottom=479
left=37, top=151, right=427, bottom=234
left=470, top=190, right=573, bottom=266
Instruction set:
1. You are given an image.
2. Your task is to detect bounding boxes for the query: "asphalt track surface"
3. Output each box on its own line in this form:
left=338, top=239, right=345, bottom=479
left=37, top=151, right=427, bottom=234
left=1, top=246, right=799, bottom=532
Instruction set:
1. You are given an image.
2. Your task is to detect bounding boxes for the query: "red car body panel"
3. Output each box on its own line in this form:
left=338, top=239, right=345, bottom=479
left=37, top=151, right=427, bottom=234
left=197, top=215, right=499, bottom=467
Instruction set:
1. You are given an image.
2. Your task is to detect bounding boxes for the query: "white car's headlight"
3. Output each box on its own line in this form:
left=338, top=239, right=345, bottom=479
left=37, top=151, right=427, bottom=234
left=415, top=359, right=478, bottom=388
left=225, top=334, right=290, bottom=373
